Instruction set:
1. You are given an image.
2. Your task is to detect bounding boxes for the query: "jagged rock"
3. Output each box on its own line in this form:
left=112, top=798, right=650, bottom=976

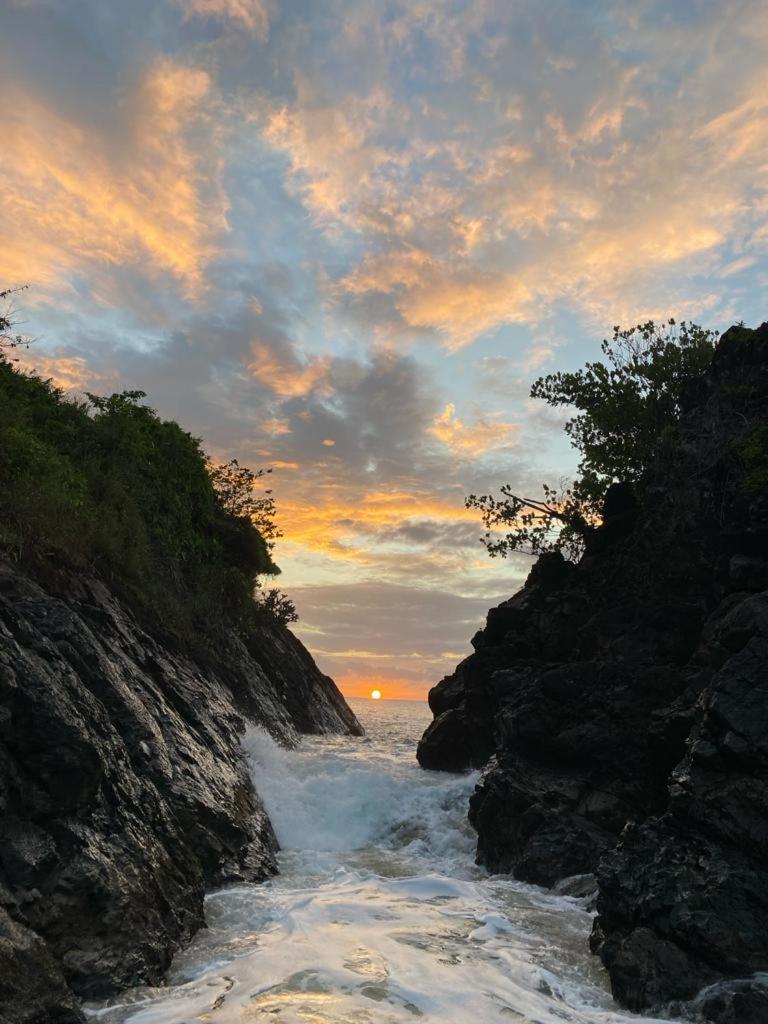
left=591, top=618, right=768, bottom=1012
left=552, top=873, right=598, bottom=899
left=0, top=908, right=83, bottom=1024
left=696, top=979, right=768, bottom=1024
left=417, top=321, right=768, bottom=1019
left=469, top=760, right=615, bottom=886
left=0, top=560, right=360, bottom=1023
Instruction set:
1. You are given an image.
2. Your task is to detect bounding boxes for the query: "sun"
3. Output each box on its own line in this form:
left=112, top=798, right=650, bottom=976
left=370, top=689, right=382, bottom=700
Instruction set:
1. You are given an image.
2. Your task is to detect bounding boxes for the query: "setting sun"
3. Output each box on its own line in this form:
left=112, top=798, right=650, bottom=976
left=370, top=689, right=382, bottom=700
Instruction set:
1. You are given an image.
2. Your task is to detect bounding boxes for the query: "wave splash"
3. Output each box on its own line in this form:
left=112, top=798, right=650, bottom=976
left=87, top=700, right=674, bottom=1024
left=242, top=724, right=478, bottom=864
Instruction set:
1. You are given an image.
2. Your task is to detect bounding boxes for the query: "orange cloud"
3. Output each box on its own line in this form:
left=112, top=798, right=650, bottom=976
left=340, top=251, right=533, bottom=349
left=272, top=484, right=481, bottom=586
left=694, top=69, right=768, bottom=165
left=12, top=350, right=116, bottom=393
left=472, top=140, right=533, bottom=183
left=261, top=417, right=293, bottom=436
left=430, top=403, right=519, bottom=456
left=263, top=85, right=396, bottom=224
left=0, top=59, right=225, bottom=296
left=256, top=11, right=768, bottom=347
left=247, top=340, right=331, bottom=397
left=398, top=269, right=532, bottom=349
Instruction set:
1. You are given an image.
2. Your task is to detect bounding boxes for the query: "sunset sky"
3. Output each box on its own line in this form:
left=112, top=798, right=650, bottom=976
left=2, top=0, right=767, bottom=699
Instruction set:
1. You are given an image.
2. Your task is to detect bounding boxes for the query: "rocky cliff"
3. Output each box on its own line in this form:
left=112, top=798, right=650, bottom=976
left=0, top=559, right=361, bottom=1024
left=418, top=322, right=768, bottom=1023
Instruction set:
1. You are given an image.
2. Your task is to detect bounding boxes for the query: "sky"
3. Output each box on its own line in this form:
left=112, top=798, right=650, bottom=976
left=1, top=0, right=767, bottom=700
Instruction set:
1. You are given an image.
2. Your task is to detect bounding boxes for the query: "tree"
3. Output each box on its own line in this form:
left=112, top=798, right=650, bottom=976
left=467, top=480, right=597, bottom=562
left=208, top=458, right=299, bottom=624
left=208, top=459, right=280, bottom=548
left=258, top=586, right=299, bottom=625
left=0, top=286, right=31, bottom=354
left=467, top=320, right=717, bottom=561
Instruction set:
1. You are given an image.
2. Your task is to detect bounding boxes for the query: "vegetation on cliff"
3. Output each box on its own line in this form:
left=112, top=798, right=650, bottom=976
left=467, top=319, right=718, bottom=558
left=0, top=353, right=294, bottom=642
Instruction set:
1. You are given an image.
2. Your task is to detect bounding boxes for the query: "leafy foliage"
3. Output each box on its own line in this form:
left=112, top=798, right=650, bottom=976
left=209, top=459, right=280, bottom=547
left=0, top=286, right=32, bottom=353
left=467, top=481, right=597, bottom=562
left=467, top=320, right=718, bottom=560
left=0, top=355, right=295, bottom=642
left=257, top=586, right=299, bottom=625
left=208, top=458, right=299, bottom=625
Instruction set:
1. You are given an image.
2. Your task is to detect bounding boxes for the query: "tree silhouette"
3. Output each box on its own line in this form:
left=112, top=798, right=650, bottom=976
left=468, top=320, right=717, bottom=560
left=0, top=286, right=31, bottom=354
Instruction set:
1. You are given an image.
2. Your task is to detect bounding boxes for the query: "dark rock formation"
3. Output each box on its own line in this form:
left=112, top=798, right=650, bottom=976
left=695, top=979, right=768, bottom=1024
left=0, top=560, right=361, bottom=1024
left=418, top=322, right=768, bottom=1021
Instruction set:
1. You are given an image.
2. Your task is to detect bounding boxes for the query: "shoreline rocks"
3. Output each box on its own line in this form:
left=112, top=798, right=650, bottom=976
left=417, top=322, right=768, bottom=1022
left=0, top=560, right=361, bottom=1024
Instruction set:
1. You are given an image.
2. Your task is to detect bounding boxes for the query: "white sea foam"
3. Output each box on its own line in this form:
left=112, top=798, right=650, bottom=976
left=87, top=699, right=675, bottom=1024
left=242, top=722, right=479, bottom=866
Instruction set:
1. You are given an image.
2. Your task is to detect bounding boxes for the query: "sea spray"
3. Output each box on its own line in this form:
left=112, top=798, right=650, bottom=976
left=87, top=699, right=675, bottom=1024
left=242, top=722, right=479, bottom=864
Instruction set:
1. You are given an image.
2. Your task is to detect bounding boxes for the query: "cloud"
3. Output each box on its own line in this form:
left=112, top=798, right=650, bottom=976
left=429, top=403, right=519, bottom=457
left=0, top=57, right=225, bottom=296
left=289, top=581, right=512, bottom=698
left=339, top=251, right=534, bottom=349
left=377, top=518, right=483, bottom=549
left=263, top=83, right=400, bottom=225
left=13, top=348, right=117, bottom=392
left=4, top=0, right=768, bottom=700
left=248, top=338, right=331, bottom=397
left=177, top=0, right=270, bottom=36
left=255, top=0, right=768, bottom=346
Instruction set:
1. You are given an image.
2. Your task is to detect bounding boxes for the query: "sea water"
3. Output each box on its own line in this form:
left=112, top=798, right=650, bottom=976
left=87, top=698, right=673, bottom=1024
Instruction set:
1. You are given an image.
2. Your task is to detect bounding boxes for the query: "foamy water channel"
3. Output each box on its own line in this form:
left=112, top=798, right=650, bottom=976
left=87, top=699, right=673, bottom=1024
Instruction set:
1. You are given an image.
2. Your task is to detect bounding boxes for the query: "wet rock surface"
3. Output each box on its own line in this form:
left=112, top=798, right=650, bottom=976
left=0, top=561, right=361, bottom=1024
left=696, top=980, right=768, bottom=1024
left=417, top=322, right=768, bottom=1021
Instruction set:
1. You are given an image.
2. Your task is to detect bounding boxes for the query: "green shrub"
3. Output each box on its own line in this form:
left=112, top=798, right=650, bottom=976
left=0, top=355, right=283, bottom=644
left=468, top=320, right=718, bottom=559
